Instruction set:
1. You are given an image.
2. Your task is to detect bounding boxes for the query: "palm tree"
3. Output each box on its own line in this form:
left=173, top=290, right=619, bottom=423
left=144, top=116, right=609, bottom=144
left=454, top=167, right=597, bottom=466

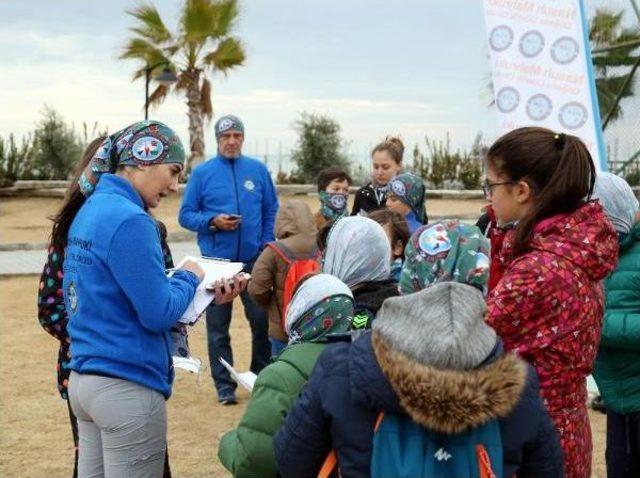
left=589, top=8, right=640, bottom=127
left=120, top=0, right=246, bottom=170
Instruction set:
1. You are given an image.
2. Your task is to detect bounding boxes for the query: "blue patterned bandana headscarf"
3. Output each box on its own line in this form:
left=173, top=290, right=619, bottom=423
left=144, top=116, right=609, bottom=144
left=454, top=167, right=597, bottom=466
left=399, top=220, right=491, bottom=296
left=389, top=172, right=426, bottom=221
left=78, top=120, right=185, bottom=197
left=319, top=191, right=348, bottom=221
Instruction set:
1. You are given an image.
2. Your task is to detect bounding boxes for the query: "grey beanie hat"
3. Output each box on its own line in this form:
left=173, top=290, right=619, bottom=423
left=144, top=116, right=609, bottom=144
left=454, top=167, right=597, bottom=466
left=373, top=282, right=496, bottom=370
left=214, top=114, right=244, bottom=140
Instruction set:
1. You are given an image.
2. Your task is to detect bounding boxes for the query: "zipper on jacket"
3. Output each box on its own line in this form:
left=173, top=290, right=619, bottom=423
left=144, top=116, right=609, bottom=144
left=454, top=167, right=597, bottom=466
left=231, top=160, right=241, bottom=261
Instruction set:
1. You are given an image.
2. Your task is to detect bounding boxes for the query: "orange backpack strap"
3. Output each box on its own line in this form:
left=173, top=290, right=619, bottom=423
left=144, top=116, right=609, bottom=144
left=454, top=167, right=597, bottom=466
left=317, top=412, right=384, bottom=478
left=374, top=412, right=385, bottom=433
left=266, top=242, right=293, bottom=265
left=318, top=450, right=338, bottom=478
left=476, top=444, right=497, bottom=478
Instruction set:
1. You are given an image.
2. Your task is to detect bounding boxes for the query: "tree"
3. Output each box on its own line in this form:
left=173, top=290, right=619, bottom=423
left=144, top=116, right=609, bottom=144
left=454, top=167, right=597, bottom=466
left=120, top=0, right=246, bottom=170
left=0, top=134, right=33, bottom=187
left=590, top=8, right=640, bottom=125
left=31, top=106, right=83, bottom=180
left=290, top=113, right=351, bottom=182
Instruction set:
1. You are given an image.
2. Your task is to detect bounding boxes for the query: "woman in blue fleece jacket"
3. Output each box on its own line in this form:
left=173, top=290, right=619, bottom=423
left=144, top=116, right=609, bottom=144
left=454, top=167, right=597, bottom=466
left=59, top=121, right=240, bottom=478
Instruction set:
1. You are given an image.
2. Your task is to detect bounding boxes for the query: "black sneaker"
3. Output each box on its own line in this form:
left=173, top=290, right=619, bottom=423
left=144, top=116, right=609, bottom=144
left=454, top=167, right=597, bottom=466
left=591, top=395, right=607, bottom=414
left=218, top=394, right=238, bottom=406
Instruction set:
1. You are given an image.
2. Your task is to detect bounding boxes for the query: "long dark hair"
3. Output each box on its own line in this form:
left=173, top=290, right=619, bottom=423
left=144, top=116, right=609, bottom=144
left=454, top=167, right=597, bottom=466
left=487, top=126, right=595, bottom=256
left=49, top=136, right=107, bottom=251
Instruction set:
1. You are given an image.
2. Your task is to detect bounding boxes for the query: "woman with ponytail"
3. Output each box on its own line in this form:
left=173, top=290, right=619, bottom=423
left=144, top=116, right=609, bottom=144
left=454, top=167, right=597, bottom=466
left=57, top=121, right=242, bottom=478
left=484, top=127, right=618, bottom=478
left=351, top=137, right=404, bottom=216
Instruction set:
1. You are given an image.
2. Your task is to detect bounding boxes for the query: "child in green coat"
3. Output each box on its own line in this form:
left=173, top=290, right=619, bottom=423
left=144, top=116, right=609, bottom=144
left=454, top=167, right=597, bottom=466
left=592, top=172, right=640, bottom=478
left=218, top=273, right=354, bottom=478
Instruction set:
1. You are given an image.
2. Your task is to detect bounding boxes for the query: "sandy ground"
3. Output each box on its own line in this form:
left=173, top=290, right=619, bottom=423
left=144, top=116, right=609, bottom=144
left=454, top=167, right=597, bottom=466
left=1, top=275, right=250, bottom=478
left=0, top=192, right=608, bottom=476
left=0, top=194, right=488, bottom=245
left=0, top=274, right=608, bottom=477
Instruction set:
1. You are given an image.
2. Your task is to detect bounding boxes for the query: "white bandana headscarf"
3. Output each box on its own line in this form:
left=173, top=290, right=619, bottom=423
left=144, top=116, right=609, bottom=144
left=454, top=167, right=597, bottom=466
left=322, top=216, right=391, bottom=287
left=592, top=172, right=639, bottom=234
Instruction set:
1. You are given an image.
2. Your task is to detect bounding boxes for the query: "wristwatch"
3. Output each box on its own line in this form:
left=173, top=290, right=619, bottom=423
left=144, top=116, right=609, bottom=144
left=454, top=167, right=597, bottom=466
left=209, top=218, right=218, bottom=232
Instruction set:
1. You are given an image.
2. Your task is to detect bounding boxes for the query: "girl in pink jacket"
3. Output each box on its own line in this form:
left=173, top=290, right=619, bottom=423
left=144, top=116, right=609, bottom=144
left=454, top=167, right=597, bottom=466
left=483, top=127, right=618, bottom=478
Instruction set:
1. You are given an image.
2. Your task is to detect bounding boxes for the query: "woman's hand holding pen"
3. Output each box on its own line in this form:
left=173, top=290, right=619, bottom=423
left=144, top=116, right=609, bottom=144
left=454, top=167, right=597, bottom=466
left=179, top=260, right=205, bottom=283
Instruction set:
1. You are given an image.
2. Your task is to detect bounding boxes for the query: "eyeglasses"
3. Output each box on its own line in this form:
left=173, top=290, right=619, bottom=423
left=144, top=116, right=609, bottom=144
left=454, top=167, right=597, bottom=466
left=482, top=179, right=514, bottom=198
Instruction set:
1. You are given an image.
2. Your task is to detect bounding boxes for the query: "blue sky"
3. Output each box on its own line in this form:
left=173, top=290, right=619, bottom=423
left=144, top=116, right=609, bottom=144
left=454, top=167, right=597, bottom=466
left=0, top=0, right=635, bottom=167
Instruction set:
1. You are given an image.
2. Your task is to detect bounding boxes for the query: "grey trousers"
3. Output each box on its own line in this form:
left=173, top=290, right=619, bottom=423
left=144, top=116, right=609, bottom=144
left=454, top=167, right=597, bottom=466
left=68, top=371, right=167, bottom=478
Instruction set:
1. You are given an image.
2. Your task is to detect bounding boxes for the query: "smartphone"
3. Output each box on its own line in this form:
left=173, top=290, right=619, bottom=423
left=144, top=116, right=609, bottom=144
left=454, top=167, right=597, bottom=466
left=227, top=214, right=242, bottom=220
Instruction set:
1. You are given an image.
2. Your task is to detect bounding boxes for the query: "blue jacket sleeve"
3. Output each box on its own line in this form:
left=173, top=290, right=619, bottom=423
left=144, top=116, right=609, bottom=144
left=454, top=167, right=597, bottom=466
left=107, top=215, right=200, bottom=333
left=179, top=170, right=215, bottom=234
left=261, top=167, right=278, bottom=246
left=274, top=354, right=332, bottom=478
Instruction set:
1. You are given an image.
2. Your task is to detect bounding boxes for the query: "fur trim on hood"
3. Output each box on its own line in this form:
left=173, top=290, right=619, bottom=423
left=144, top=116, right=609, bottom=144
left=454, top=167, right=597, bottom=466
left=372, top=332, right=527, bottom=434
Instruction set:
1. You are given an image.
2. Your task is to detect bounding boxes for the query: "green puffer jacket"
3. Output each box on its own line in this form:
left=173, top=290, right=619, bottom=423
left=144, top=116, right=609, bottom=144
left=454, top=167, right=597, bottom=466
left=218, top=342, right=326, bottom=478
left=594, top=222, right=640, bottom=414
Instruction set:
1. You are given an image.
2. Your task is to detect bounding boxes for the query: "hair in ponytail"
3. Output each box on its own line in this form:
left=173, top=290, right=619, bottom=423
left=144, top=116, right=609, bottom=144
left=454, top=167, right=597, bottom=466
left=486, top=127, right=595, bottom=256
left=49, top=136, right=107, bottom=251
left=371, top=136, right=405, bottom=164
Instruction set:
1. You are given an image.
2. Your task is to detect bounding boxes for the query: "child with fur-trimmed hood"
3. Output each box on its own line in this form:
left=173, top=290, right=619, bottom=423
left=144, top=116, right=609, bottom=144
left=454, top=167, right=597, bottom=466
left=274, top=221, right=564, bottom=478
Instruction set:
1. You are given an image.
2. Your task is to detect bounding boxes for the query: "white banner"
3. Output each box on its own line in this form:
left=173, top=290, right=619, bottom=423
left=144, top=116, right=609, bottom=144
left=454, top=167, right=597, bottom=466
left=483, top=0, right=607, bottom=170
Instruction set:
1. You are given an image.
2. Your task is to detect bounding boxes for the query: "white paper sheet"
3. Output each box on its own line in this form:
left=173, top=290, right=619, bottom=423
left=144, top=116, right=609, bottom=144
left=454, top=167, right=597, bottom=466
left=219, top=357, right=257, bottom=392
left=173, top=356, right=202, bottom=374
left=173, top=256, right=244, bottom=325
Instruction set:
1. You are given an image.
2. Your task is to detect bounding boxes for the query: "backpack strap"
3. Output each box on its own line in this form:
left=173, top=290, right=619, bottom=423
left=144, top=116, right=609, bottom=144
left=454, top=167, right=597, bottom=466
left=266, top=242, right=293, bottom=265
left=267, top=241, right=320, bottom=262
left=374, top=412, right=385, bottom=433
left=476, top=445, right=497, bottom=478
left=317, top=412, right=384, bottom=478
left=318, top=451, right=338, bottom=478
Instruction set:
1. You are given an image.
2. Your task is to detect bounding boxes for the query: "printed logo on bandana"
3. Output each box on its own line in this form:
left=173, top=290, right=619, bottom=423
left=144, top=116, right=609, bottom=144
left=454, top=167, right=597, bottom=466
left=132, top=136, right=164, bottom=162
left=244, top=180, right=255, bottom=191
left=390, top=179, right=406, bottom=197
left=468, top=251, right=489, bottom=278
left=418, top=224, right=452, bottom=256
left=95, top=138, right=112, bottom=159
left=116, top=132, right=134, bottom=155
left=329, top=194, right=346, bottom=210
left=218, top=118, right=234, bottom=133
left=68, top=282, right=78, bottom=314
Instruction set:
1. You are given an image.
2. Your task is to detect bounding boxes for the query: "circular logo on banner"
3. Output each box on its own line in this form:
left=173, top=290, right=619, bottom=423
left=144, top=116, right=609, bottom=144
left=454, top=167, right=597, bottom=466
left=418, top=224, right=452, bottom=257
left=244, top=179, right=255, bottom=191
left=496, top=87, right=520, bottom=113
left=559, top=102, right=588, bottom=130
left=489, top=25, right=514, bottom=52
left=329, top=194, right=346, bottom=210
left=132, top=136, right=164, bottom=162
left=526, top=94, right=553, bottom=121
left=551, top=37, right=580, bottom=64
left=390, top=179, right=406, bottom=197
left=519, top=30, right=545, bottom=58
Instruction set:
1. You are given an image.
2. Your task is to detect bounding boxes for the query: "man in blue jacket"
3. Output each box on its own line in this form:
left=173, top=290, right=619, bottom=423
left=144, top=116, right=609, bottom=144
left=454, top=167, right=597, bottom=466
left=179, top=114, right=279, bottom=404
